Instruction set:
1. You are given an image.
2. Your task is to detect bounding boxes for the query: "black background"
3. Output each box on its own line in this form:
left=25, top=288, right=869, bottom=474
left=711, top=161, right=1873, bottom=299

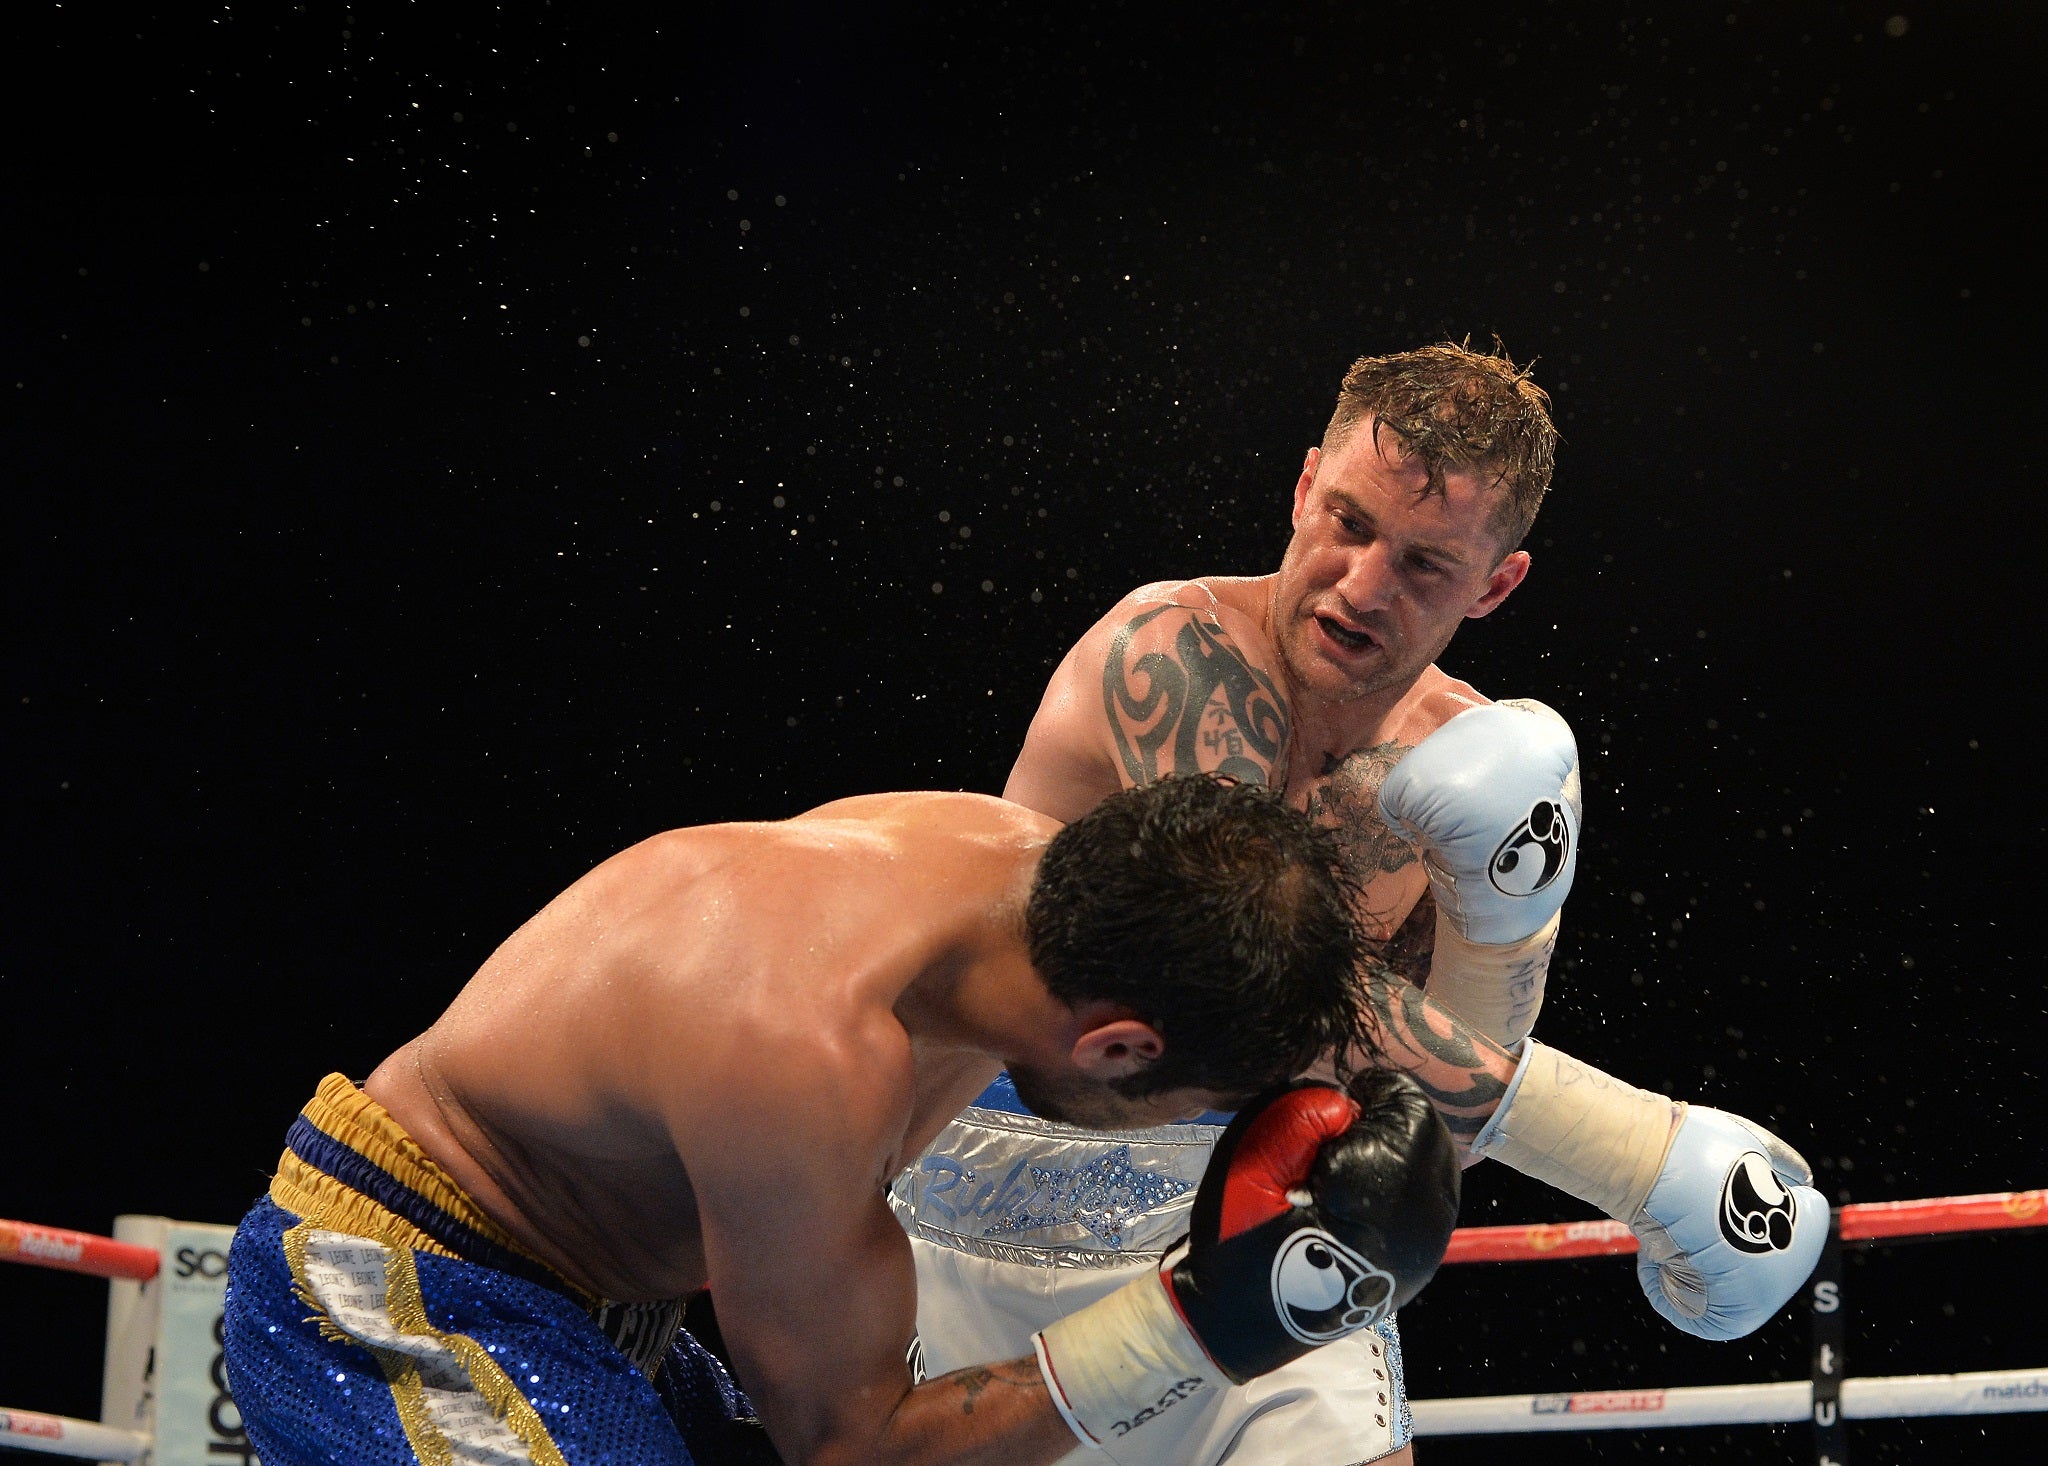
left=4, top=2, right=2042, bottom=1459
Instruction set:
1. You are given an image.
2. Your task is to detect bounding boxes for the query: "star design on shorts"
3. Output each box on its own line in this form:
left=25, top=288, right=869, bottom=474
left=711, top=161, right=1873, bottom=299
left=981, top=1145, right=1195, bottom=1249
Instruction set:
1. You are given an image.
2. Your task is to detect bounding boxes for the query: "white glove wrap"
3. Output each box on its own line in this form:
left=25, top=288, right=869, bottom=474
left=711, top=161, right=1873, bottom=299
left=1473, top=1041, right=1828, bottom=1341
left=1469, top=1039, right=1679, bottom=1223
left=1032, top=1265, right=1220, bottom=1449
left=1422, top=910, right=1559, bottom=1052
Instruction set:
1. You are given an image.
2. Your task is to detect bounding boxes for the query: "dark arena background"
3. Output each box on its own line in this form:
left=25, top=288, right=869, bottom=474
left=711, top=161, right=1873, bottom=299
left=4, top=3, right=2041, bottom=1461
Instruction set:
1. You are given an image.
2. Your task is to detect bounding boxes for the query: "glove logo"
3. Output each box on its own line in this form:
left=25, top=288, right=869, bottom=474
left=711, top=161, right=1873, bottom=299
left=1269, top=1227, right=1396, bottom=1345
left=1719, top=1152, right=1798, bottom=1254
left=1488, top=799, right=1571, bottom=898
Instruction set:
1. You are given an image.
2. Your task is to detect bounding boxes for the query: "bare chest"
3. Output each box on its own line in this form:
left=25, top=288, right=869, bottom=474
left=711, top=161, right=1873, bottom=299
left=1280, top=739, right=1432, bottom=952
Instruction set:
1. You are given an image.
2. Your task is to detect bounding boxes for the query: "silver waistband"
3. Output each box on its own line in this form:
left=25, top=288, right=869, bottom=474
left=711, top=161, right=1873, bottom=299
left=891, top=1106, right=1222, bottom=1265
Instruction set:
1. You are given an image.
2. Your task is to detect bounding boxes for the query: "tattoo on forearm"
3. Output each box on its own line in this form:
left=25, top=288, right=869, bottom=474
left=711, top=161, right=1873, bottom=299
left=1362, top=963, right=1510, bottom=1141
left=958, top=1366, right=993, bottom=1414
left=948, top=1360, right=1043, bottom=1416
left=1103, top=606, right=1288, bottom=787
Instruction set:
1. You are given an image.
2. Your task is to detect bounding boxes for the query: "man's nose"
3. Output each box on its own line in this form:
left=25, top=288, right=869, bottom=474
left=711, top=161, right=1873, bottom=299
left=1333, top=540, right=1400, bottom=614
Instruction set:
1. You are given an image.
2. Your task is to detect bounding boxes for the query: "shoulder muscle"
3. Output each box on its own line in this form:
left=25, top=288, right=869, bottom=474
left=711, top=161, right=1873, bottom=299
left=1095, top=594, right=1289, bottom=789
left=1006, top=584, right=1291, bottom=817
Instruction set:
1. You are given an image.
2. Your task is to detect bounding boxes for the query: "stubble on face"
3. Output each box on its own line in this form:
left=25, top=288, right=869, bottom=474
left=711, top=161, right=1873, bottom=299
left=1268, top=546, right=1456, bottom=710
left=1006, top=1063, right=1215, bottom=1130
left=1003, top=1061, right=1116, bottom=1128
left=1269, top=435, right=1509, bottom=709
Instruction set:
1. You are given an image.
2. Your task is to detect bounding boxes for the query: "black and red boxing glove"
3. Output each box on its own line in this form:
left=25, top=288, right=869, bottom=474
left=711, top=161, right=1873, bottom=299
left=1168, top=1069, right=1461, bottom=1382
left=1031, top=1071, right=1459, bottom=1447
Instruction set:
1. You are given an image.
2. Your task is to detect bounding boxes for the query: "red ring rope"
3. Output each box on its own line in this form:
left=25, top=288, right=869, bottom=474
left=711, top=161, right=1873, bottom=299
left=0, top=1219, right=159, bottom=1282
left=5, top=1190, right=2044, bottom=1283
left=1440, top=1188, right=2048, bottom=1265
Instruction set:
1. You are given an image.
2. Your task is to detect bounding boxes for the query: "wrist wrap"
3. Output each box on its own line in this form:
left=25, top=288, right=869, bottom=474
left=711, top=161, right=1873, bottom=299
left=1031, top=1266, right=1220, bottom=1449
left=1470, top=1040, right=1682, bottom=1221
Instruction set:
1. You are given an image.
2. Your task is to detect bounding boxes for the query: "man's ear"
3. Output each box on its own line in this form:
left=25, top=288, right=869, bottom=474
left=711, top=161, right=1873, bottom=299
left=1071, top=1016, right=1166, bottom=1083
left=1291, top=446, right=1320, bottom=526
left=1465, top=548, right=1531, bottom=620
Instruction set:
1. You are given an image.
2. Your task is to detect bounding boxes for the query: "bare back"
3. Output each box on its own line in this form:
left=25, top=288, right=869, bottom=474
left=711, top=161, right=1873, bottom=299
left=365, top=790, right=1057, bottom=1306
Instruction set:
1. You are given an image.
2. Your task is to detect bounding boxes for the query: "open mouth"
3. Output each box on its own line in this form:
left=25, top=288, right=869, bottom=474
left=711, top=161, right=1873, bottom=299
left=1316, top=615, right=1376, bottom=652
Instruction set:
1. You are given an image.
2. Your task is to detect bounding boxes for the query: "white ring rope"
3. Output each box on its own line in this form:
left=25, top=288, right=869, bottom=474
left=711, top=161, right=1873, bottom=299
left=1411, top=1366, right=2048, bottom=1436
left=0, top=1408, right=150, bottom=1462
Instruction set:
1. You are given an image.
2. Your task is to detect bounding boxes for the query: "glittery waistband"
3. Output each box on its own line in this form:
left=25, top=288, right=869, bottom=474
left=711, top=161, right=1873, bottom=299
left=972, top=1070, right=1237, bottom=1128
left=269, top=1073, right=598, bottom=1309
left=891, top=1103, right=1221, bottom=1264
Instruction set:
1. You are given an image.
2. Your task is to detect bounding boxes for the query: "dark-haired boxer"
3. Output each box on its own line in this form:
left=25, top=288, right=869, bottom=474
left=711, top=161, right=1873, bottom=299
left=223, top=776, right=1467, bottom=1466
left=894, top=341, right=1827, bottom=1464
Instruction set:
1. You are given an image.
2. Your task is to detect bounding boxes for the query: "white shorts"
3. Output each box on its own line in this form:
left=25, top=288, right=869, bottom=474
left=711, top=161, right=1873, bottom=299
left=891, top=1090, right=1410, bottom=1466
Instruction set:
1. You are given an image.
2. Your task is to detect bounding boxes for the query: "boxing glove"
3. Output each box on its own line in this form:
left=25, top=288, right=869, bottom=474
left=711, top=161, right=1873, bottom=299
left=1378, top=699, right=1581, bottom=1048
left=1032, top=1071, right=1458, bottom=1447
left=1471, top=1040, right=1828, bottom=1341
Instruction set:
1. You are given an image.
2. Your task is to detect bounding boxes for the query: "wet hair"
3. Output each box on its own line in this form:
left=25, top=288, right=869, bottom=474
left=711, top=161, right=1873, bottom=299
left=1322, top=339, right=1557, bottom=551
left=1026, top=774, right=1376, bottom=1099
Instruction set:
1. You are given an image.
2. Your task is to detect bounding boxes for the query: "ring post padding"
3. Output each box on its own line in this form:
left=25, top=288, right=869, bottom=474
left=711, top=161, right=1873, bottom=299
left=101, top=1216, right=255, bottom=1466
left=98, top=1216, right=161, bottom=1459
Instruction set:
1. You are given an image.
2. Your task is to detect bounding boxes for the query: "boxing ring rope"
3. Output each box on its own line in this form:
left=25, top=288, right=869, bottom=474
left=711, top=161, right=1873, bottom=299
left=4, top=1192, right=2045, bottom=1461
left=0, top=1407, right=149, bottom=1463
left=0, top=1219, right=160, bottom=1283
left=1412, top=1187, right=2048, bottom=1449
left=1435, top=1187, right=2048, bottom=1264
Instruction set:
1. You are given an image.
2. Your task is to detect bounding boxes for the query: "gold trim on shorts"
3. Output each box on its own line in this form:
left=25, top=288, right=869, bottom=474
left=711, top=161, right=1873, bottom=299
left=281, top=1219, right=573, bottom=1466
left=266, top=1074, right=589, bottom=1464
left=267, top=1072, right=591, bottom=1303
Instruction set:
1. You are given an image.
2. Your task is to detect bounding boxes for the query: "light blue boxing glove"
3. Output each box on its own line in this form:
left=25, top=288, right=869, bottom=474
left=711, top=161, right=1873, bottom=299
left=1472, top=1041, right=1828, bottom=1341
left=1631, top=1105, right=1829, bottom=1338
left=1378, top=699, right=1582, bottom=1049
left=1378, top=699, right=1580, bottom=943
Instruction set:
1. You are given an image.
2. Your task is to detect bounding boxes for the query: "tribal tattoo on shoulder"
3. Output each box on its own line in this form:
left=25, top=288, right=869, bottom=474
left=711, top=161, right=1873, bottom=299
left=1102, top=605, right=1288, bottom=788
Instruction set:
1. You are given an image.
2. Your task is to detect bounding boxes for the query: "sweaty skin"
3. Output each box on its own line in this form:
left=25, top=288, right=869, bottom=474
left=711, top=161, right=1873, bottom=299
left=1005, top=424, right=1534, bottom=1151
left=366, top=792, right=1221, bottom=1466
left=995, top=426, right=1545, bottom=1466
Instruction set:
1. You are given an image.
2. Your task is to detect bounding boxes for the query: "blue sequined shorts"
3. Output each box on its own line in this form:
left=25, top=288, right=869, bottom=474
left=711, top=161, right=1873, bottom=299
left=223, top=1074, right=771, bottom=1466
